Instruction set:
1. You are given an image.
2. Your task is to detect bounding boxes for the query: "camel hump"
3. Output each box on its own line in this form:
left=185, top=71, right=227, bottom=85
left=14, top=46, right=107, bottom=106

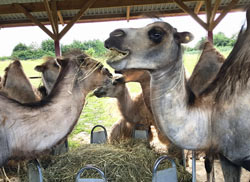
left=12, top=60, right=22, bottom=67
left=201, top=41, right=225, bottom=63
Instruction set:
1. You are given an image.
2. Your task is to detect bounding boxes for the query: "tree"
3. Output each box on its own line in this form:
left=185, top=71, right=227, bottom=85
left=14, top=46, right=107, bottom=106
left=12, top=43, right=28, bottom=52
left=41, top=39, right=55, bottom=52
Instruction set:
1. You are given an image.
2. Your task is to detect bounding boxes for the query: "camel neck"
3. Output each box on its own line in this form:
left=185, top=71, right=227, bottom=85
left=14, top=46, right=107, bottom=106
left=116, top=85, right=141, bottom=123
left=149, top=58, right=211, bottom=150
left=140, top=80, right=152, bottom=113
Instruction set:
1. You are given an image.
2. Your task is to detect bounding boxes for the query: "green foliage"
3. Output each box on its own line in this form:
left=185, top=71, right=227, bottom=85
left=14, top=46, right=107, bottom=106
left=41, top=39, right=55, bottom=52
left=192, top=32, right=237, bottom=51
left=10, top=39, right=106, bottom=60
left=62, top=39, right=107, bottom=57
left=13, top=43, right=28, bottom=52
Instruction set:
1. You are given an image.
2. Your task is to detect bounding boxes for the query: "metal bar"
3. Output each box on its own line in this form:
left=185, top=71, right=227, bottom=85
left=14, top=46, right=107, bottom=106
left=192, top=151, right=196, bottom=182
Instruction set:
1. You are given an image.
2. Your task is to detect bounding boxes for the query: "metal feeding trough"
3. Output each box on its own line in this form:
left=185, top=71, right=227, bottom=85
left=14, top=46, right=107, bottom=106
left=90, top=125, right=108, bottom=144
left=152, top=155, right=178, bottom=182
left=132, top=123, right=149, bottom=140
left=27, top=159, right=43, bottom=182
left=75, top=166, right=107, bottom=182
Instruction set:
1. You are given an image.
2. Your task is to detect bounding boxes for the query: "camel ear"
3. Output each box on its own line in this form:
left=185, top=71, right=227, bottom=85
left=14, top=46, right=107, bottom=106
left=102, top=68, right=113, bottom=78
left=34, top=65, right=44, bottom=72
left=56, top=58, right=68, bottom=68
left=113, top=76, right=125, bottom=85
left=174, top=32, right=194, bottom=44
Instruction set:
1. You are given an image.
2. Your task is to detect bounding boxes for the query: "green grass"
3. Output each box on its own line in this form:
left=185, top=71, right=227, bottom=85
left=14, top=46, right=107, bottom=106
left=0, top=49, right=232, bottom=148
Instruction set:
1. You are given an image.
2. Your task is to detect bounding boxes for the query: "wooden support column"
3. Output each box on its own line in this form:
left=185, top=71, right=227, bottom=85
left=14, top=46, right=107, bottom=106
left=174, top=0, right=208, bottom=30
left=54, top=39, right=61, bottom=57
left=205, top=0, right=213, bottom=42
left=58, top=0, right=97, bottom=40
left=126, top=6, right=131, bottom=22
left=207, top=30, right=213, bottom=43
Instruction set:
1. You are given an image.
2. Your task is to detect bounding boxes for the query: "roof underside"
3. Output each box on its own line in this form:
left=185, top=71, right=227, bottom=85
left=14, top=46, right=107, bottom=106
left=0, top=0, right=250, bottom=28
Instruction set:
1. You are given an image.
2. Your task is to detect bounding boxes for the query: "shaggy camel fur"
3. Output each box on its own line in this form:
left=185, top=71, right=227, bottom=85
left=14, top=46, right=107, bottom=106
left=0, top=52, right=112, bottom=167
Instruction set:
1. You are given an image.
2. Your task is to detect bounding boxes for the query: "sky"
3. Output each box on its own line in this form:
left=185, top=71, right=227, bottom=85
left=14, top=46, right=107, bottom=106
left=0, top=11, right=246, bottom=56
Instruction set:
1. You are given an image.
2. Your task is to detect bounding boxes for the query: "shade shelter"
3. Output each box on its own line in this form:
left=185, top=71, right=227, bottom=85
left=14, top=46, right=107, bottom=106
left=0, top=0, right=249, bottom=56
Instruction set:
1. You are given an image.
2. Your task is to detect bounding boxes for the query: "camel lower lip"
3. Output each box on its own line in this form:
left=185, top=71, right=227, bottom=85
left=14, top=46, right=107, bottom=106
left=106, top=49, right=129, bottom=64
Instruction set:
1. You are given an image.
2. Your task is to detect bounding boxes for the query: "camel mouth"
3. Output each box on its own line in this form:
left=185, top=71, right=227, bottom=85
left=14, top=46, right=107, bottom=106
left=106, top=48, right=129, bottom=64
left=93, top=89, right=106, bottom=98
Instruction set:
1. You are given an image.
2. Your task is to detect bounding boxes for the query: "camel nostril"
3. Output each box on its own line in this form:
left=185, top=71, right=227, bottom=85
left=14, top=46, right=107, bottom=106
left=110, top=29, right=126, bottom=37
left=104, top=40, right=110, bottom=49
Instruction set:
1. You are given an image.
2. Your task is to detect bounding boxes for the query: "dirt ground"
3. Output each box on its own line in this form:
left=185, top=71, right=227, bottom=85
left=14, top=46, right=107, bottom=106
left=186, top=157, right=250, bottom=182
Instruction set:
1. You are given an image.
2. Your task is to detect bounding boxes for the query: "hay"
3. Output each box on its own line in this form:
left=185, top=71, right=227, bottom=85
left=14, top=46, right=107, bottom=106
left=19, top=140, right=191, bottom=182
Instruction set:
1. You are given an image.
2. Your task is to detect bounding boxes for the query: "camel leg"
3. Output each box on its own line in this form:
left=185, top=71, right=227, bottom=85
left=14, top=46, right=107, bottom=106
left=219, top=154, right=241, bottom=182
left=0, top=128, right=10, bottom=168
left=205, top=154, right=215, bottom=182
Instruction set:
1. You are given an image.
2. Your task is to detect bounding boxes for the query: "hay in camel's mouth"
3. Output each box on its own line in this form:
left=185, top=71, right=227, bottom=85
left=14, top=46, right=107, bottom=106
left=106, top=48, right=129, bottom=63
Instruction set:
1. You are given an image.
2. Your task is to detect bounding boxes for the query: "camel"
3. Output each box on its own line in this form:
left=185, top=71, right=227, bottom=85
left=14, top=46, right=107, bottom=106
left=94, top=75, right=156, bottom=143
left=104, top=10, right=250, bottom=181
left=35, top=58, right=60, bottom=95
left=0, top=52, right=112, bottom=167
left=97, top=41, right=224, bottom=181
left=1, top=60, right=41, bottom=103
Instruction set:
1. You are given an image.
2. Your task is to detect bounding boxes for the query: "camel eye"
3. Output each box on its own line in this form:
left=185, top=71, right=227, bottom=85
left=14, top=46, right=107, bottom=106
left=148, top=27, right=165, bottom=43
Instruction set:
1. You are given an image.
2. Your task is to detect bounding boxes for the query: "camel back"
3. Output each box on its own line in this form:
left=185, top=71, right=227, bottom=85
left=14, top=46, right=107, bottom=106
left=202, top=8, right=250, bottom=102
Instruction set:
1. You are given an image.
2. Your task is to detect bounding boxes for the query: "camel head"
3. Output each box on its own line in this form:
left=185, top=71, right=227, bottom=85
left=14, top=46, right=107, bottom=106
left=93, top=75, right=125, bottom=98
left=35, top=57, right=60, bottom=94
left=105, top=21, right=193, bottom=71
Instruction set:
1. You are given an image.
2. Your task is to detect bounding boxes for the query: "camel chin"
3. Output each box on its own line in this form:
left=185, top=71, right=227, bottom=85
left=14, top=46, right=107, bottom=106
left=106, top=49, right=129, bottom=70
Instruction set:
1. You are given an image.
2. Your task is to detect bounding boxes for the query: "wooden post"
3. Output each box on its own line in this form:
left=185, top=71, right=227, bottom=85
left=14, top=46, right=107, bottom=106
left=54, top=39, right=61, bottom=56
left=208, top=30, right=213, bottom=43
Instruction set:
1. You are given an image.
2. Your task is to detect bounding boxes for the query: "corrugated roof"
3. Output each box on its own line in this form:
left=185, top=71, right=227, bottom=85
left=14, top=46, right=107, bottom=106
left=0, top=0, right=249, bottom=28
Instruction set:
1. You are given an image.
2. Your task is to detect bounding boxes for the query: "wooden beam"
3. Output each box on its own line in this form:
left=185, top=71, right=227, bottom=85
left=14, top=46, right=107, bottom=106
left=210, top=0, right=221, bottom=25
left=0, top=0, right=202, bottom=15
left=58, top=0, right=97, bottom=40
left=174, top=0, right=208, bottom=30
left=43, top=0, right=57, bottom=34
left=13, top=3, right=55, bottom=39
left=126, top=6, right=131, bottom=22
left=51, top=0, right=59, bottom=35
left=57, top=11, right=64, bottom=26
left=194, top=1, right=204, bottom=14
left=211, top=0, right=239, bottom=29
left=205, top=0, right=212, bottom=30
left=205, top=0, right=212, bottom=22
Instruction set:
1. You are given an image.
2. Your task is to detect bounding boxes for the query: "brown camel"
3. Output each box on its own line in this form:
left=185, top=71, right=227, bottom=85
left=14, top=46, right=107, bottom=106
left=104, top=10, right=250, bottom=181
left=94, top=75, right=155, bottom=143
left=0, top=52, right=112, bottom=167
left=1, top=60, right=41, bottom=103
left=35, top=58, right=60, bottom=95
